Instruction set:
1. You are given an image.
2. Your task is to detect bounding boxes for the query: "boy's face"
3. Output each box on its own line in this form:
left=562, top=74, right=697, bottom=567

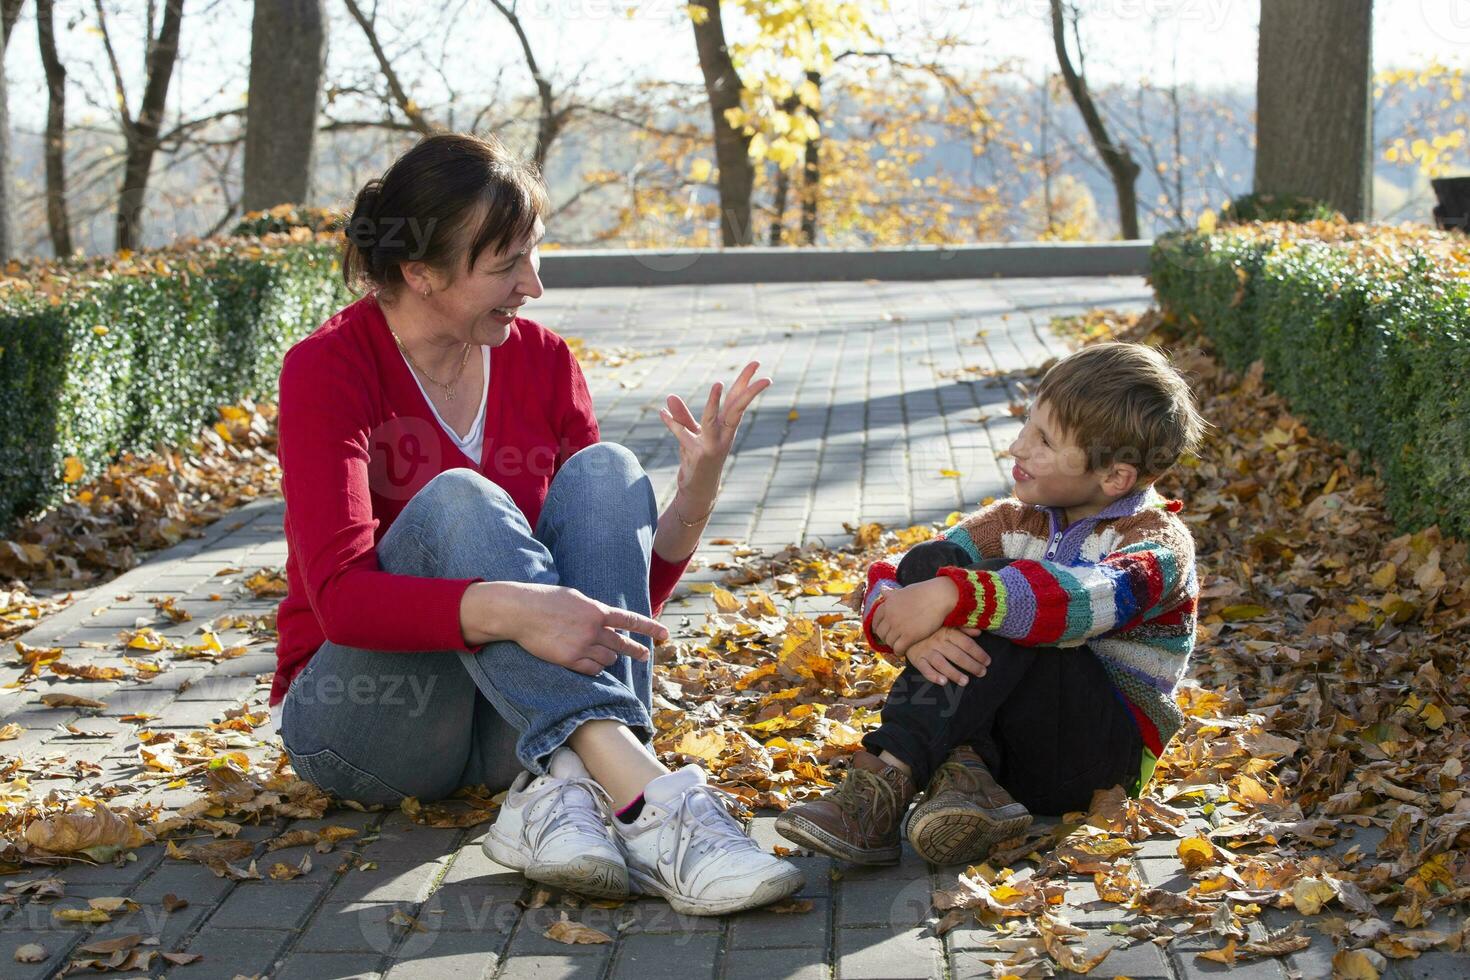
left=1008, top=399, right=1136, bottom=518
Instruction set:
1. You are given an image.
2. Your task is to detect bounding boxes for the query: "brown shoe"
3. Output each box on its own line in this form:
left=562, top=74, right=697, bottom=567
left=904, top=746, right=1031, bottom=866
left=774, top=751, right=916, bottom=864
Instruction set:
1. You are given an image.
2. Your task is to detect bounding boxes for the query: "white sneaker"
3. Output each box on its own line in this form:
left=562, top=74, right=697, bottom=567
left=483, top=747, right=628, bottom=898
left=611, top=765, right=805, bottom=916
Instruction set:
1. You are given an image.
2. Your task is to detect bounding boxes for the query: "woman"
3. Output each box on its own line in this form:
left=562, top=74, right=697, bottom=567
left=271, top=132, right=801, bottom=916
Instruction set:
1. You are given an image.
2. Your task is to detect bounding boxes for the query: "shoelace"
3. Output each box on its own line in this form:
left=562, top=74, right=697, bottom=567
left=656, top=785, right=755, bottom=875
left=526, top=775, right=613, bottom=847
left=831, top=767, right=894, bottom=824
left=928, top=760, right=975, bottom=797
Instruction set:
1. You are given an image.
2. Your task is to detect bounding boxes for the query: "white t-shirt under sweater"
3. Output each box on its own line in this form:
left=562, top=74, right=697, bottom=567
left=403, top=344, right=490, bottom=465
left=270, top=344, right=490, bottom=735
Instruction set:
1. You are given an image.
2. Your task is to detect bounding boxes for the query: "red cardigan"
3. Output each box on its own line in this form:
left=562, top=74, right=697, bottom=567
left=270, top=293, right=690, bottom=707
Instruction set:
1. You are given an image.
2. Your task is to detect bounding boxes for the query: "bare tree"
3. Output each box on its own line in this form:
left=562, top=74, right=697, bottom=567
left=486, top=0, right=570, bottom=172
left=35, top=0, right=71, bottom=256
left=95, top=0, right=187, bottom=251
left=1255, top=0, right=1373, bottom=220
left=340, top=0, right=437, bottom=135
left=688, top=0, right=753, bottom=245
left=1048, top=0, right=1140, bottom=239
left=0, top=0, right=26, bottom=260
left=243, top=0, right=328, bottom=213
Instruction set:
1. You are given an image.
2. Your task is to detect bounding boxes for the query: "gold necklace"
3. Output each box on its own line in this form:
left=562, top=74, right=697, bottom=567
left=389, top=328, right=472, bottom=401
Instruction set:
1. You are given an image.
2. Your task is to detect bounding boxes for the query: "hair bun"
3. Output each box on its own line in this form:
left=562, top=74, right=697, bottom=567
left=346, top=180, right=384, bottom=249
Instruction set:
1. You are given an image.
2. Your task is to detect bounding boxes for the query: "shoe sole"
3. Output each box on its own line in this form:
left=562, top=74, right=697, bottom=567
left=773, top=811, right=901, bottom=866
left=626, top=862, right=805, bottom=917
left=905, top=800, right=1032, bottom=866
left=484, top=829, right=630, bottom=899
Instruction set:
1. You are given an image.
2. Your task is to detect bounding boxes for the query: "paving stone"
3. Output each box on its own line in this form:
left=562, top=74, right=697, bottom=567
left=420, top=884, right=522, bottom=933
left=363, top=819, right=460, bottom=862
left=727, top=897, right=830, bottom=949
left=206, top=879, right=327, bottom=929
left=55, top=848, right=163, bottom=886
left=275, top=951, right=386, bottom=980
left=496, top=954, right=611, bottom=980
left=1396, top=951, right=1470, bottom=979
left=610, top=932, right=720, bottom=978
left=1137, top=856, right=1192, bottom=893
left=150, top=699, right=236, bottom=728
left=838, top=876, right=933, bottom=929
left=330, top=861, right=444, bottom=904
left=836, top=925, right=945, bottom=979
left=175, top=673, right=258, bottom=701
left=384, top=918, right=507, bottom=975
left=440, top=841, right=524, bottom=887
left=296, top=902, right=406, bottom=954
left=788, top=854, right=833, bottom=898
left=176, top=926, right=293, bottom=980
left=721, top=945, right=828, bottom=980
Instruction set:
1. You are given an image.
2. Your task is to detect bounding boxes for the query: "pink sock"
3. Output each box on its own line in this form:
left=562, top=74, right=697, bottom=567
left=615, top=793, right=646, bottom=823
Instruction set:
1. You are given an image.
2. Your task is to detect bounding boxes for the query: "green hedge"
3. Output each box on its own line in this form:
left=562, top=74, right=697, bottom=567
left=1222, top=192, right=1344, bottom=224
left=1150, top=222, right=1470, bottom=538
left=0, top=239, right=353, bottom=528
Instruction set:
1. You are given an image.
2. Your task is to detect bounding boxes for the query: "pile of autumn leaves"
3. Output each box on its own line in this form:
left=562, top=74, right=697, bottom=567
left=0, top=400, right=282, bottom=597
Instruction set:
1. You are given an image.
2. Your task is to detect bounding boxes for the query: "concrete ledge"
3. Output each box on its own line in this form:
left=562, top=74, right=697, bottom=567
left=540, top=240, right=1153, bottom=287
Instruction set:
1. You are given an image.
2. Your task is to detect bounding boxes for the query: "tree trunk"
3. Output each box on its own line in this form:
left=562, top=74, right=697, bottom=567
left=688, top=0, right=753, bottom=246
left=799, top=69, right=820, bottom=246
left=1254, top=0, right=1373, bottom=220
left=116, top=0, right=185, bottom=252
left=36, top=0, right=72, bottom=256
left=0, top=0, right=25, bottom=261
left=768, top=164, right=788, bottom=245
left=1048, top=0, right=1141, bottom=239
left=242, top=0, right=327, bottom=213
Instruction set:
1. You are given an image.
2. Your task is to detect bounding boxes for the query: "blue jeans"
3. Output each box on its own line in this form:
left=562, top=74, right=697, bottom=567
left=279, top=443, right=658, bottom=804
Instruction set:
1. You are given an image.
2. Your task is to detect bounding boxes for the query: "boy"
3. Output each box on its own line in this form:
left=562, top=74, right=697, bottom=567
left=776, top=342, right=1206, bottom=866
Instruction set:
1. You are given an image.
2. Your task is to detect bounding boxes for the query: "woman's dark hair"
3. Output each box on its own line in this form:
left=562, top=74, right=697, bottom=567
left=342, top=132, right=549, bottom=298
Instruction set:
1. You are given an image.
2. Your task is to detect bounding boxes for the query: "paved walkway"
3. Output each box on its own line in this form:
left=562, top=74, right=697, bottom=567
left=5, top=278, right=1454, bottom=979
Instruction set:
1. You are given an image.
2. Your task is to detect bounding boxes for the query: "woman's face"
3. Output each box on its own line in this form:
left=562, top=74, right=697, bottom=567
left=428, top=215, right=546, bottom=347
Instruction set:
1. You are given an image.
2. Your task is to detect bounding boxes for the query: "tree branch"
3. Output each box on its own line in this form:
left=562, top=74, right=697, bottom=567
left=340, top=0, right=438, bottom=135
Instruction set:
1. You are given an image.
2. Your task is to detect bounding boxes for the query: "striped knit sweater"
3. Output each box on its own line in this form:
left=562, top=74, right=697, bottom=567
left=862, top=484, right=1197, bottom=778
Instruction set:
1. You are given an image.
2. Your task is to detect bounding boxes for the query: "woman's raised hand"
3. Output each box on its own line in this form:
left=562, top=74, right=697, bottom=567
left=658, top=361, right=772, bottom=506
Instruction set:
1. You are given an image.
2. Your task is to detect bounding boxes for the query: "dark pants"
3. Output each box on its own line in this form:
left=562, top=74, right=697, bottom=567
left=863, top=546, right=1143, bottom=815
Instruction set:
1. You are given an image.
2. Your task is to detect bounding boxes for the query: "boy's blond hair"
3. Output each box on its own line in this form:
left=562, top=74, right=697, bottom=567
left=1035, top=341, right=1207, bottom=481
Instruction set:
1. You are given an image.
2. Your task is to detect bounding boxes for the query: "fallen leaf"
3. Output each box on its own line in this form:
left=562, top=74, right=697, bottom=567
left=544, top=915, right=613, bottom=945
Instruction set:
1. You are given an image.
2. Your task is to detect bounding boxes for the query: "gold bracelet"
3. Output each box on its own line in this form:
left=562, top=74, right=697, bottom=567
left=674, top=496, right=716, bottom=528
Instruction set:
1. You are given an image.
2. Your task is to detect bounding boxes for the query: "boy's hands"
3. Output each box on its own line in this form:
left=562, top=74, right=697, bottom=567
left=906, top=627, right=991, bottom=686
left=871, top=576, right=960, bottom=656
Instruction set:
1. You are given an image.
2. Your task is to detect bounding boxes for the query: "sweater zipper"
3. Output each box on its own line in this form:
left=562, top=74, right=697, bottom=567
left=1046, top=509, right=1063, bottom=560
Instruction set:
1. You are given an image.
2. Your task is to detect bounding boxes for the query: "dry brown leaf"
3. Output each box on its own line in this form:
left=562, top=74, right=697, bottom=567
left=544, top=915, right=613, bottom=945
left=13, top=943, right=47, bottom=963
